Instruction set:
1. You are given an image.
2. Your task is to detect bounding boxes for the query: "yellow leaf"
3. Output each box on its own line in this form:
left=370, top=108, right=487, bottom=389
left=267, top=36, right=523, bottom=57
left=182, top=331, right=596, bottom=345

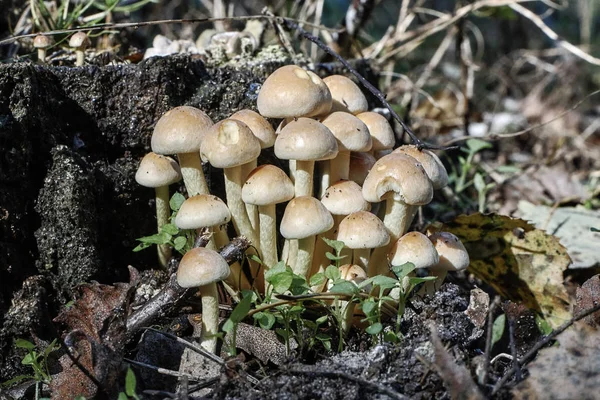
left=429, top=213, right=572, bottom=327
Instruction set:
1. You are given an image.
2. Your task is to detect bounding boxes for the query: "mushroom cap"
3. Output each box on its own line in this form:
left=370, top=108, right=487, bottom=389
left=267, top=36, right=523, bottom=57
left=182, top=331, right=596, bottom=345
left=362, top=153, right=433, bottom=205
left=152, top=106, right=213, bottom=155
left=135, top=152, right=182, bottom=188
left=356, top=112, right=395, bottom=151
left=393, top=145, right=448, bottom=189
left=280, top=196, right=334, bottom=239
left=33, top=35, right=53, bottom=49
left=323, top=75, right=368, bottom=114
left=274, top=118, right=338, bottom=161
left=320, top=112, right=372, bottom=152
left=339, top=264, right=367, bottom=285
left=321, top=180, right=369, bottom=216
left=428, top=232, right=470, bottom=271
left=349, top=151, right=377, bottom=186
left=388, top=232, right=439, bottom=269
left=242, top=164, right=294, bottom=206
left=257, top=65, right=332, bottom=118
left=69, top=32, right=90, bottom=49
left=177, top=247, right=231, bottom=288
left=175, top=194, right=231, bottom=229
left=200, top=119, right=261, bottom=168
left=230, top=109, right=276, bottom=149
left=337, top=211, right=389, bottom=249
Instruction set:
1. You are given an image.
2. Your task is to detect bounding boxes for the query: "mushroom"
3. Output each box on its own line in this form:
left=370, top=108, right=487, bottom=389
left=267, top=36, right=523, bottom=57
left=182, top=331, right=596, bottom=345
left=151, top=106, right=213, bottom=197
left=33, top=35, right=53, bottom=64
left=349, top=151, right=377, bottom=186
left=241, top=164, right=294, bottom=270
left=356, top=111, right=395, bottom=156
left=257, top=65, right=332, bottom=118
left=336, top=211, right=390, bottom=272
left=135, top=152, right=182, bottom=268
left=336, top=264, right=367, bottom=334
left=323, top=75, right=368, bottom=114
left=362, top=153, right=433, bottom=276
left=200, top=119, right=261, bottom=247
left=419, top=232, right=470, bottom=295
left=69, top=32, right=90, bottom=66
left=274, top=118, right=338, bottom=197
left=388, top=232, right=439, bottom=269
left=177, top=247, right=231, bottom=353
left=280, top=196, right=333, bottom=277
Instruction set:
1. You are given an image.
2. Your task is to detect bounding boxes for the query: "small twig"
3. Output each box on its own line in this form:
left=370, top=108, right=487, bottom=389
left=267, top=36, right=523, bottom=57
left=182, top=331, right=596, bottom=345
left=492, top=302, right=600, bottom=394
left=286, top=366, right=409, bottom=400
left=124, top=357, right=200, bottom=380
left=507, top=316, right=521, bottom=381
left=142, top=377, right=220, bottom=398
left=480, top=296, right=500, bottom=385
left=143, top=327, right=226, bottom=366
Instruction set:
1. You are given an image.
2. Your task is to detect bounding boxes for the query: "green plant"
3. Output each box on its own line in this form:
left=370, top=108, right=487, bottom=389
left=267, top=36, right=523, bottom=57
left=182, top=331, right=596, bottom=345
left=2, top=338, right=60, bottom=399
left=118, top=367, right=140, bottom=400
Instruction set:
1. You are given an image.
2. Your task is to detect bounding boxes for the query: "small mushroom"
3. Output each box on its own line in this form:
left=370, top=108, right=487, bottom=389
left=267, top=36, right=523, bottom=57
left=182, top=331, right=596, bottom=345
left=337, top=211, right=390, bottom=272
left=33, top=35, right=53, bottom=64
left=419, top=232, right=470, bottom=295
left=323, top=75, right=368, bottom=114
left=336, top=264, right=367, bottom=334
left=69, top=32, right=90, bottom=66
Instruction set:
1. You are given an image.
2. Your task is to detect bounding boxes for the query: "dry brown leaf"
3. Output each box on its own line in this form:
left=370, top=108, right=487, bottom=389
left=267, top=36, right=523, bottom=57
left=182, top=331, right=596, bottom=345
left=513, top=322, right=600, bottom=400
left=575, top=275, right=600, bottom=327
left=430, top=213, right=572, bottom=327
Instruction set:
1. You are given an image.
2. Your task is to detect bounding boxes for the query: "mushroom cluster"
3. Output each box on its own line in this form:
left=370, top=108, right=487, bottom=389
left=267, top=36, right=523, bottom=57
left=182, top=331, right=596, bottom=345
left=135, top=64, right=470, bottom=348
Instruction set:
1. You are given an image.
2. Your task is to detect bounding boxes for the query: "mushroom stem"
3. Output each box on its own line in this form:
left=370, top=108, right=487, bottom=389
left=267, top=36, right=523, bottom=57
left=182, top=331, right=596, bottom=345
left=37, top=49, right=47, bottom=63
left=258, top=204, right=277, bottom=270
left=309, top=230, right=334, bottom=293
left=241, top=160, right=259, bottom=231
left=224, top=167, right=259, bottom=246
left=339, top=298, right=356, bottom=335
left=198, top=282, right=220, bottom=353
left=294, top=236, right=316, bottom=277
left=154, top=185, right=171, bottom=268
left=403, top=204, right=419, bottom=233
left=214, top=226, right=250, bottom=292
left=418, top=267, right=448, bottom=296
left=177, top=152, right=209, bottom=196
left=294, top=160, right=315, bottom=197
left=329, top=151, right=350, bottom=184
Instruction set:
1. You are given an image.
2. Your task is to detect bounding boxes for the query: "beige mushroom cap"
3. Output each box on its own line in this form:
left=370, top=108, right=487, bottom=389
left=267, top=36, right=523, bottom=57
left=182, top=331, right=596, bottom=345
left=135, top=152, right=182, bottom=188
left=356, top=112, right=395, bottom=152
left=339, top=264, right=367, bottom=285
left=337, top=211, right=390, bottom=249
left=200, top=119, right=261, bottom=168
left=428, top=232, right=470, bottom=271
left=175, top=194, right=231, bottom=229
left=274, top=118, right=338, bottom=161
left=257, top=65, right=332, bottom=118
left=280, top=196, right=334, bottom=239
left=152, top=106, right=214, bottom=155
left=321, top=112, right=372, bottom=152
left=349, top=151, right=377, bottom=186
left=242, top=164, right=294, bottom=206
left=69, top=32, right=90, bottom=49
left=323, top=75, right=368, bottom=114
left=321, top=180, right=369, bottom=216
left=393, top=145, right=448, bottom=189
left=388, top=232, right=439, bottom=268
left=230, top=109, right=276, bottom=149
left=177, top=247, right=231, bottom=288
left=362, top=153, right=433, bottom=205
left=33, top=35, right=53, bottom=49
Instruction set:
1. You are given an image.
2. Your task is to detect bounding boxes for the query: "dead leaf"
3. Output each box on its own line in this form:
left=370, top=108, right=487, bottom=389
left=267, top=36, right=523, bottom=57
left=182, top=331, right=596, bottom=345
left=513, top=322, right=600, bottom=400
left=224, top=322, right=297, bottom=365
left=429, top=213, right=572, bottom=327
left=465, top=288, right=490, bottom=329
left=575, top=275, right=600, bottom=327
left=50, top=267, right=138, bottom=399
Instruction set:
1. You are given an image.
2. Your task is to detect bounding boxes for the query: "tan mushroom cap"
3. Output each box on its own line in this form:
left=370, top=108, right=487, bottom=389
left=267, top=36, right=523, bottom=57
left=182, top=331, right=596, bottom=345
left=175, top=194, right=231, bottom=229
left=177, top=247, right=231, bottom=288
left=339, top=264, right=367, bottom=284
left=257, top=65, right=332, bottom=118
left=356, top=112, right=395, bottom=152
left=393, top=145, right=448, bottom=189
left=280, top=196, right=334, bottom=239
left=135, top=152, right=182, bottom=188
left=321, top=112, right=372, bottom=152
left=388, top=232, right=439, bottom=268
left=428, top=232, right=470, bottom=271
left=33, top=35, right=53, bottom=49
left=321, top=180, right=369, bottom=216
left=152, top=106, right=214, bottom=155
left=69, top=32, right=90, bottom=49
left=200, top=119, right=261, bottom=168
left=349, top=151, right=377, bottom=186
left=230, top=109, right=276, bottom=149
left=323, top=75, right=368, bottom=114
left=362, top=153, right=433, bottom=205
left=242, top=164, right=294, bottom=206
left=337, top=211, right=390, bottom=249
left=274, top=118, right=338, bottom=161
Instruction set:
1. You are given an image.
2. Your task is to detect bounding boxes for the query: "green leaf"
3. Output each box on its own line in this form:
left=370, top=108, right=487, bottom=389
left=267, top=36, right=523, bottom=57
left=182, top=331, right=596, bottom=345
left=15, top=339, right=35, bottom=350
left=289, top=275, right=309, bottom=295
left=229, top=293, right=253, bottom=324
left=118, top=393, right=129, bottom=400
left=384, top=331, right=400, bottom=343
left=322, top=237, right=345, bottom=254
left=473, top=173, right=486, bottom=193
left=125, top=367, right=137, bottom=397
left=491, top=314, right=506, bottom=346
left=248, top=254, right=263, bottom=265
left=170, top=192, right=186, bottom=211
left=222, top=319, right=234, bottom=334
left=370, top=275, right=398, bottom=290
left=160, top=223, right=179, bottom=235
left=265, top=263, right=294, bottom=294
left=316, top=315, right=328, bottom=325
left=1, top=374, right=34, bottom=388
left=324, top=265, right=341, bottom=281
left=253, top=312, right=276, bottom=330
left=365, top=322, right=382, bottom=335
left=407, top=276, right=437, bottom=285
left=309, top=273, right=326, bottom=286
left=43, top=339, right=59, bottom=358
left=21, top=353, right=36, bottom=365
left=325, top=252, right=346, bottom=261
left=535, top=315, right=553, bottom=336
left=135, top=232, right=171, bottom=245
left=173, top=236, right=187, bottom=251
left=315, top=333, right=331, bottom=341
left=329, top=280, right=357, bottom=294
left=361, top=299, right=377, bottom=316
left=132, top=242, right=151, bottom=252
left=391, top=262, right=416, bottom=279
left=466, top=138, right=492, bottom=154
